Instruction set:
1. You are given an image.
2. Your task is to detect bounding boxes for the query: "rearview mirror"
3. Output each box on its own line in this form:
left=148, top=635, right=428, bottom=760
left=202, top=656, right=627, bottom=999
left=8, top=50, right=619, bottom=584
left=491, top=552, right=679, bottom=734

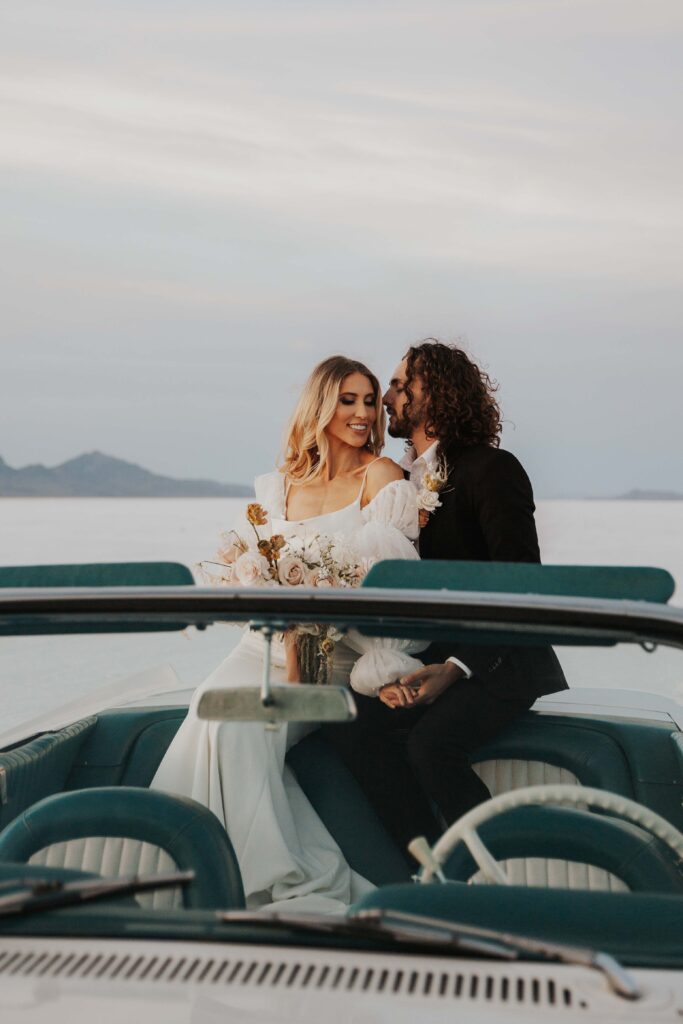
left=197, top=685, right=357, bottom=723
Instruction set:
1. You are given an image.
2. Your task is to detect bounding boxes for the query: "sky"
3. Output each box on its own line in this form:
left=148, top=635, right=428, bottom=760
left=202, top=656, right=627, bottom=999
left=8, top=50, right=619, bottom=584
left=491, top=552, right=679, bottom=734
left=2, top=0, right=682, bottom=497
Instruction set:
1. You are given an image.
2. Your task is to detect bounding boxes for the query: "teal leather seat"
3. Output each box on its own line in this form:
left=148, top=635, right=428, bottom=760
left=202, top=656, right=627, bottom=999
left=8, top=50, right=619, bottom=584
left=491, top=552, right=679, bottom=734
left=442, top=806, right=683, bottom=893
left=67, top=708, right=188, bottom=790
left=364, top=560, right=676, bottom=603
left=0, top=717, right=97, bottom=830
left=471, top=714, right=635, bottom=799
left=0, top=562, right=194, bottom=588
left=0, top=787, right=245, bottom=911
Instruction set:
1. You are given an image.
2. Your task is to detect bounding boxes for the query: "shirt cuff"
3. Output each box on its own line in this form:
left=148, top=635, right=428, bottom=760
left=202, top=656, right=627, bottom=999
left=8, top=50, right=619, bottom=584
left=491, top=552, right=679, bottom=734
left=446, top=656, right=472, bottom=679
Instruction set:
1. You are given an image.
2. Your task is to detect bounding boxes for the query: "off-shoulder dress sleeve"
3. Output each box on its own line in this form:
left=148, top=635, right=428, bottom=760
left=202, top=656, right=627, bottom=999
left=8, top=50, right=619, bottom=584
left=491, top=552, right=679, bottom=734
left=345, top=478, right=428, bottom=697
left=363, top=478, right=419, bottom=538
left=254, top=471, right=286, bottom=522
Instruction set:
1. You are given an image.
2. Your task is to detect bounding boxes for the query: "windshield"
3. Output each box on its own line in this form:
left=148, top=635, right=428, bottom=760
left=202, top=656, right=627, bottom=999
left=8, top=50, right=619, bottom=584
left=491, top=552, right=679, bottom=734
left=1, top=599, right=681, bottom=739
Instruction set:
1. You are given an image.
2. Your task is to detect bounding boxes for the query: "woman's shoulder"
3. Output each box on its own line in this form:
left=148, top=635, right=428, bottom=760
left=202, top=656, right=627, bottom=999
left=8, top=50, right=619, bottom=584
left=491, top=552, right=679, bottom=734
left=364, top=456, right=404, bottom=497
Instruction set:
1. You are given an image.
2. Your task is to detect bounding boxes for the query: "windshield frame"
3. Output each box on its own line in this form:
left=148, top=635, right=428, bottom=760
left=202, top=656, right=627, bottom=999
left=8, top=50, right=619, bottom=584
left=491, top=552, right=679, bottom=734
left=1, top=585, right=683, bottom=648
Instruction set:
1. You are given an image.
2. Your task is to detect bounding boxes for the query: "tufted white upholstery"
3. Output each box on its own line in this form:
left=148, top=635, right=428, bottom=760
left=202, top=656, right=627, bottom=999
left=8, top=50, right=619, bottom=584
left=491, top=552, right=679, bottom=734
left=469, top=857, right=629, bottom=892
left=473, top=758, right=579, bottom=796
left=29, top=837, right=182, bottom=909
left=468, top=759, right=625, bottom=891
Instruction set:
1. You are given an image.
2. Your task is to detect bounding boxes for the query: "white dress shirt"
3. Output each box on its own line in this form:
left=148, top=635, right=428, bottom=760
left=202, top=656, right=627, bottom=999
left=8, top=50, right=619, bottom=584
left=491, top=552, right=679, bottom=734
left=401, top=442, right=472, bottom=679
left=399, top=440, right=440, bottom=489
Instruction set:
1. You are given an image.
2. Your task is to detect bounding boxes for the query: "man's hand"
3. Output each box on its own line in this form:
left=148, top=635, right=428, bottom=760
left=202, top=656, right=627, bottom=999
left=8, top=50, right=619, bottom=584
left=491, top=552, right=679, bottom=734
left=399, top=662, right=464, bottom=706
left=378, top=682, right=413, bottom=708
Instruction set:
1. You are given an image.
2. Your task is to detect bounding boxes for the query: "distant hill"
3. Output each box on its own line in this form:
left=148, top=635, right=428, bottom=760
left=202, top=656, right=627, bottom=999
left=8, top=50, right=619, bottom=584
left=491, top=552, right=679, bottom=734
left=615, top=489, right=683, bottom=501
left=0, top=452, right=254, bottom=498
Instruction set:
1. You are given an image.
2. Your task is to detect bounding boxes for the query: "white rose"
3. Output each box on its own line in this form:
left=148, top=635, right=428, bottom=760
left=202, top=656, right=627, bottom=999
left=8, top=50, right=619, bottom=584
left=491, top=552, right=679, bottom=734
left=417, top=489, right=442, bottom=511
left=233, top=551, right=270, bottom=586
left=278, top=555, right=306, bottom=586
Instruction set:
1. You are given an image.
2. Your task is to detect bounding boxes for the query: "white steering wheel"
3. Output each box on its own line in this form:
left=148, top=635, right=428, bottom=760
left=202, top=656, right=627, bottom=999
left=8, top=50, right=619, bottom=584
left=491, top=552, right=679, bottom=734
left=409, top=784, right=683, bottom=885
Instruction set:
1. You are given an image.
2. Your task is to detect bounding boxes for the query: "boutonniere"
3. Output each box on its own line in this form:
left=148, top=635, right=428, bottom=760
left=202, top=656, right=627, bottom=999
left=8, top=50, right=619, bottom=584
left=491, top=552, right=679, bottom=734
left=416, top=461, right=449, bottom=527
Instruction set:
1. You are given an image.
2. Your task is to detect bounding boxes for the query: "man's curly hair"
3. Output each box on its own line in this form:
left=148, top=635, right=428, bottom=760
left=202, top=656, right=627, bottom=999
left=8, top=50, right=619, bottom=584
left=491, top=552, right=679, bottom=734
left=404, top=340, right=502, bottom=449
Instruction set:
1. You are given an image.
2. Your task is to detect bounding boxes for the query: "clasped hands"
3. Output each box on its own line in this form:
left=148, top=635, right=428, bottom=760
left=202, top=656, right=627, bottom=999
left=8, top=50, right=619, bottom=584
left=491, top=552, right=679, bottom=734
left=379, top=661, right=463, bottom=708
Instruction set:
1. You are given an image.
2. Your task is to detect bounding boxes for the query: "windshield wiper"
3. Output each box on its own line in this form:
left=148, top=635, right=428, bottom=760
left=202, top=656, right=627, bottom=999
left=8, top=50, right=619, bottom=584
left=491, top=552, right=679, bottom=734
left=0, top=870, right=195, bottom=919
left=219, top=906, right=640, bottom=1001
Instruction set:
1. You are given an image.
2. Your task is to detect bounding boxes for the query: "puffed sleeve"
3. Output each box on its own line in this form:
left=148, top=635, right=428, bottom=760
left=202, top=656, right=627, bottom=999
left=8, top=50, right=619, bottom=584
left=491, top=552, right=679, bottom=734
left=254, top=471, right=285, bottom=521
left=344, top=480, right=428, bottom=696
left=363, top=479, right=419, bottom=539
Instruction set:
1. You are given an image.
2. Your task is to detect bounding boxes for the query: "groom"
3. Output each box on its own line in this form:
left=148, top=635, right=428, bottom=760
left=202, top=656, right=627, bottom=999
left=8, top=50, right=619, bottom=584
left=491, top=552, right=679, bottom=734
left=327, top=339, right=567, bottom=854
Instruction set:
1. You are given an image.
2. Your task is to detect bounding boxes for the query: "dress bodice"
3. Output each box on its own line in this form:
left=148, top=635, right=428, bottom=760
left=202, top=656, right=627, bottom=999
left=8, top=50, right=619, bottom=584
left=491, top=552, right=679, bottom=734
left=254, top=470, right=419, bottom=545
left=274, top=475, right=367, bottom=537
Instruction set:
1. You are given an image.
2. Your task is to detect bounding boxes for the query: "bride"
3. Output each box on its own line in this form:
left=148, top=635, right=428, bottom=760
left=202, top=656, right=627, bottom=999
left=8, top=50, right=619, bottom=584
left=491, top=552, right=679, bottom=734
left=151, top=356, right=425, bottom=913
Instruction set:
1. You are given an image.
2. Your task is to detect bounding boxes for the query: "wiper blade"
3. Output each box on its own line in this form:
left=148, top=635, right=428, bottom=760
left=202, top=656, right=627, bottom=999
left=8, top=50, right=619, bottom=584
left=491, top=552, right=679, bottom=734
left=220, top=910, right=519, bottom=961
left=219, top=906, right=640, bottom=1001
left=356, top=909, right=641, bottom=1002
left=0, top=870, right=194, bottom=919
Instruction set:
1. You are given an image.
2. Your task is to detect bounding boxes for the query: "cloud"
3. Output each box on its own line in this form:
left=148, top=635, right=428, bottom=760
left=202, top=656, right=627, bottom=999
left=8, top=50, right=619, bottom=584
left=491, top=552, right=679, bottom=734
left=1, top=1, right=682, bottom=491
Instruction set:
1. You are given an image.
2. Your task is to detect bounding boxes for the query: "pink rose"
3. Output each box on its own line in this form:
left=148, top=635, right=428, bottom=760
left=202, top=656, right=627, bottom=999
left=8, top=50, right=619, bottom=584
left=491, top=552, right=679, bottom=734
left=278, top=555, right=306, bottom=586
left=217, top=541, right=243, bottom=565
left=234, top=552, right=270, bottom=586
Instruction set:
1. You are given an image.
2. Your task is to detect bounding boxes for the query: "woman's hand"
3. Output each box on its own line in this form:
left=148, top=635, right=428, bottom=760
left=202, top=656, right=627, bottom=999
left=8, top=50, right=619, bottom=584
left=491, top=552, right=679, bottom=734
left=284, top=630, right=300, bottom=683
left=378, top=682, right=412, bottom=708
left=418, top=509, right=430, bottom=529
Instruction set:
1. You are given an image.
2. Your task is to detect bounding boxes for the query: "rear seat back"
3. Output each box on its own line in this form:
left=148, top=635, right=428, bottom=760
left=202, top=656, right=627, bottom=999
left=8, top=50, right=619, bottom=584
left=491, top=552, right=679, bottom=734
left=466, top=715, right=683, bottom=893
left=66, top=708, right=187, bottom=790
left=471, top=715, right=635, bottom=800
left=0, top=717, right=96, bottom=831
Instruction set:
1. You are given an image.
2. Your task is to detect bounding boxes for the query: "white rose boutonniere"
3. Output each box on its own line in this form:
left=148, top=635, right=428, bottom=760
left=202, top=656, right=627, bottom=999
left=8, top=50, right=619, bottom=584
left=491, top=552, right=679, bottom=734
left=416, top=466, right=449, bottom=527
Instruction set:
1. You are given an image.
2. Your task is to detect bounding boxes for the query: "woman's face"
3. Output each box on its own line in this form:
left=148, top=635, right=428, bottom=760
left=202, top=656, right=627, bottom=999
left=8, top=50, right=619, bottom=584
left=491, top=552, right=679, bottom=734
left=325, top=372, right=377, bottom=449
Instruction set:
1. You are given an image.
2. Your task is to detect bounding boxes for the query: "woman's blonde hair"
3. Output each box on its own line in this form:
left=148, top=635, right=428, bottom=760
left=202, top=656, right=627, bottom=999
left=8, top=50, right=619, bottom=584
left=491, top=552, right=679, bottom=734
left=281, top=356, right=385, bottom=482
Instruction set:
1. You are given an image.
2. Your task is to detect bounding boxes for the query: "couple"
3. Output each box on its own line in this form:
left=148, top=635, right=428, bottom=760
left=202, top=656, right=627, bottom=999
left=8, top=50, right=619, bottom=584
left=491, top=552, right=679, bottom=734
left=152, top=340, right=567, bottom=914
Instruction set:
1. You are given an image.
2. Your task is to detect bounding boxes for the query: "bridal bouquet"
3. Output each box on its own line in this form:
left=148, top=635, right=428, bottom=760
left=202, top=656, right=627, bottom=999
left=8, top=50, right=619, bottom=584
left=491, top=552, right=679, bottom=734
left=198, top=502, right=374, bottom=684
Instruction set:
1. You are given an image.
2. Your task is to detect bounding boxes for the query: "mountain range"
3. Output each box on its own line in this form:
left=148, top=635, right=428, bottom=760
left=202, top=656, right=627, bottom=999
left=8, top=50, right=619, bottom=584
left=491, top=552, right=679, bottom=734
left=615, top=489, right=683, bottom=501
left=0, top=452, right=254, bottom=497
left=1, top=452, right=680, bottom=500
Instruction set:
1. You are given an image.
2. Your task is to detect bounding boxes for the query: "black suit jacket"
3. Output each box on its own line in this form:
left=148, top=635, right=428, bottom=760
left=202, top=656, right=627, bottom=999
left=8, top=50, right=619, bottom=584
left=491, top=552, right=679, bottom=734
left=418, top=443, right=567, bottom=701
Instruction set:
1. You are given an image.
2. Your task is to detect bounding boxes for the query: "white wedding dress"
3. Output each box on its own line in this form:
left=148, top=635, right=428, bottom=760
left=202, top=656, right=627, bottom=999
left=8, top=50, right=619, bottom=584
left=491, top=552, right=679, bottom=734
left=151, top=469, right=425, bottom=914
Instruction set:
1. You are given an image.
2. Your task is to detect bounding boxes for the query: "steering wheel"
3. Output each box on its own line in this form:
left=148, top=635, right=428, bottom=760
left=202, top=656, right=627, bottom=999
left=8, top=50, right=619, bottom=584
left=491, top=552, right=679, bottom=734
left=409, top=784, right=683, bottom=885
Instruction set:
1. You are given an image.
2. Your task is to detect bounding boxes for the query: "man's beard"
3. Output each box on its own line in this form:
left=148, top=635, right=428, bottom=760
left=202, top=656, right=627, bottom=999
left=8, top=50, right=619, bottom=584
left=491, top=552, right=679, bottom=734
left=387, top=415, right=411, bottom=439
left=386, top=405, right=423, bottom=440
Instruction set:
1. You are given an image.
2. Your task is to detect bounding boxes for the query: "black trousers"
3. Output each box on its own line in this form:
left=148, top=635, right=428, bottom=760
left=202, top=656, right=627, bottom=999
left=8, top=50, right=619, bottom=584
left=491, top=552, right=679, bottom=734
left=324, top=680, right=533, bottom=859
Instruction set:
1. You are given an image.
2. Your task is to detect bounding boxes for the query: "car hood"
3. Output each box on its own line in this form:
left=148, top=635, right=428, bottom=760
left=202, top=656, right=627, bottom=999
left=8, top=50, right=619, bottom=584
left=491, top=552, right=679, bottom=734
left=1, top=935, right=682, bottom=1023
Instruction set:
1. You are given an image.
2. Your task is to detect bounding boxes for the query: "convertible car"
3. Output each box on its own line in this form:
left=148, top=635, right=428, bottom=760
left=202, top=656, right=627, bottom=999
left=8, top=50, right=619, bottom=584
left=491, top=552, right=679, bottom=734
left=0, top=559, right=682, bottom=1022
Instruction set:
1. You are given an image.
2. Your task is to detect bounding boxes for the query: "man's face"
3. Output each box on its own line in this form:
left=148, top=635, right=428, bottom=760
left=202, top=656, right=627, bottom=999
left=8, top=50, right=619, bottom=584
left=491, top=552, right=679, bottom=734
left=383, top=358, right=426, bottom=439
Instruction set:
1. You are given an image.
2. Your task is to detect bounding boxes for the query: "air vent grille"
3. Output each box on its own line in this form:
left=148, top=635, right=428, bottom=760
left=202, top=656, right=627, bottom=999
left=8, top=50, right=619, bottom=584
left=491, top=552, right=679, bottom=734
left=0, top=945, right=585, bottom=1009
